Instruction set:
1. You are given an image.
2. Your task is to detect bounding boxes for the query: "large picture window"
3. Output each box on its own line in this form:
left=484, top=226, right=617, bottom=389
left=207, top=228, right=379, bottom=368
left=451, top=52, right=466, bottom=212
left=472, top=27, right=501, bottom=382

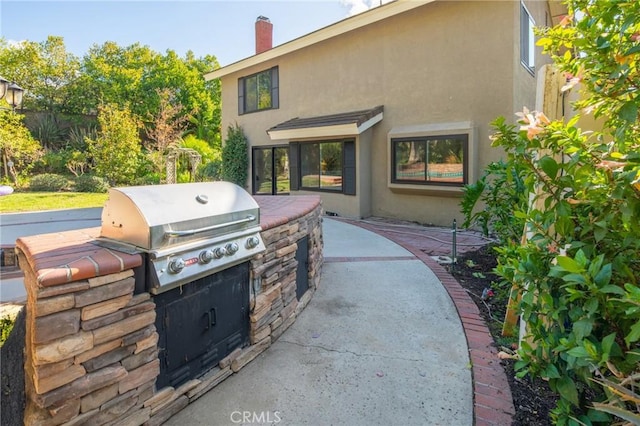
left=392, top=134, right=467, bottom=186
left=301, top=141, right=343, bottom=191
left=289, top=139, right=355, bottom=195
left=238, top=67, right=279, bottom=114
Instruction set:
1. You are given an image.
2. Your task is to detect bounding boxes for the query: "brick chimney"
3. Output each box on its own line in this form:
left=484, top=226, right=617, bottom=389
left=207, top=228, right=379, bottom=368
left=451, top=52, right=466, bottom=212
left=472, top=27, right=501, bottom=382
left=255, top=16, right=273, bottom=54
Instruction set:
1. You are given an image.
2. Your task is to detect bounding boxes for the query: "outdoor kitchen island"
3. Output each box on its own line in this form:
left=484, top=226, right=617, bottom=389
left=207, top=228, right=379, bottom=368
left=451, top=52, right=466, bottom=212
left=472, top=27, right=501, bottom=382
left=15, top=190, right=323, bottom=426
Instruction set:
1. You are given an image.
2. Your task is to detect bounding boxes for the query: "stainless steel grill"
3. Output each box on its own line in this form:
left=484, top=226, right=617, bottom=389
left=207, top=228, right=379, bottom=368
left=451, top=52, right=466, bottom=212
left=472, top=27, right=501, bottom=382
left=97, top=181, right=265, bottom=294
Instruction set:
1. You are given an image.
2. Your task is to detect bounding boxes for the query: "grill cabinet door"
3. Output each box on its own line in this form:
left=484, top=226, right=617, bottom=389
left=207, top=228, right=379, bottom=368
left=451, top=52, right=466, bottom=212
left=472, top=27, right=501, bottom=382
left=155, top=262, right=249, bottom=388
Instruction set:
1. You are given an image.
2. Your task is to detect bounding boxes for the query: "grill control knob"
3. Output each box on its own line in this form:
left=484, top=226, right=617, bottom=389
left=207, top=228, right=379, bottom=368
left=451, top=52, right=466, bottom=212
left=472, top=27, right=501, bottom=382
left=245, top=236, right=261, bottom=249
left=199, top=250, right=214, bottom=264
left=225, top=242, right=239, bottom=256
left=213, top=247, right=226, bottom=259
left=168, top=258, right=185, bottom=274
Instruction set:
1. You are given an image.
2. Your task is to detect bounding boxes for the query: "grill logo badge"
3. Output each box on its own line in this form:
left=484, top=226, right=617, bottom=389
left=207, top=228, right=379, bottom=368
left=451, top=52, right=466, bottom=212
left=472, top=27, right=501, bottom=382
left=184, top=257, right=199, bottom=267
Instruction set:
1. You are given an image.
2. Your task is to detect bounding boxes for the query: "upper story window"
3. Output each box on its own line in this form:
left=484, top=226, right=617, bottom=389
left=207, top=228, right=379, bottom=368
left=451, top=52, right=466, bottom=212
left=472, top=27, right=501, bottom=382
left=238, top=66, right=279, bottom=115
left=520, top=2, right=535, bottom=74
left=391, top=134, right=468, bottom=186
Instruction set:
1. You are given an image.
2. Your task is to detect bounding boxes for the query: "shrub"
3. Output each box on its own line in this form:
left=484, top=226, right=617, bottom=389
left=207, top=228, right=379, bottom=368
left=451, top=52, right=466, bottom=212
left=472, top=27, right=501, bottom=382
left=29, top=173, right=69, bottom=192
left=181, top=134, right=221, bottom=164
left=87, top=104, right=142, bottom=186
left=0, top=111, right=43, bottom=185
left=0, top=316, right=14, bottom=346
left=221, top=123, right=248, bottom=188
left=31, top=114, right=66, bottom=150
left=470, top=1, right=640, bottom=423
left=133, top=172, right=161, bottom=186
left=490, top=115, right=640, bottom=425
left=65, top=150, right=90, bottom=177
left=199, top=159, right=223, bottom=181
left=461, top=157, right=527, bottom=244
left=32, top=151, right=66, bottom=175
left=67, top=124, right=97, bottom=150
left=74, top=175, right=109, bottom=193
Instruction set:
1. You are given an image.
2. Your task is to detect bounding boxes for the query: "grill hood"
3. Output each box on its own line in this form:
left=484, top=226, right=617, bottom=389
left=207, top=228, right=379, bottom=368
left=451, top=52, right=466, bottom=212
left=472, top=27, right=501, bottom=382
left=100, top=182, right=261, bottom=251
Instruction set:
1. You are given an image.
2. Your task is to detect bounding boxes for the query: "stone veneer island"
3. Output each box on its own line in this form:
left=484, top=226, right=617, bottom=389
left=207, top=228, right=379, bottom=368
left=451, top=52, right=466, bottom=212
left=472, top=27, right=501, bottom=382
left=15, top=195, right=323, bottom=425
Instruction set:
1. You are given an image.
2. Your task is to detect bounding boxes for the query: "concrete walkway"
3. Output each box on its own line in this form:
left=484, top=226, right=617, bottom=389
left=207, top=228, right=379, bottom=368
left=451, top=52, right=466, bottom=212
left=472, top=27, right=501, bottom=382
left=165, top=218, right=473, bottom=426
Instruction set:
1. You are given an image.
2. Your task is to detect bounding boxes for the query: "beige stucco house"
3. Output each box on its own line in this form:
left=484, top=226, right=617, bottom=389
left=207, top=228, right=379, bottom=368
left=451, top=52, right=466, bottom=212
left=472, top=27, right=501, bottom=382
left=205, top=0, right=567, bottom=226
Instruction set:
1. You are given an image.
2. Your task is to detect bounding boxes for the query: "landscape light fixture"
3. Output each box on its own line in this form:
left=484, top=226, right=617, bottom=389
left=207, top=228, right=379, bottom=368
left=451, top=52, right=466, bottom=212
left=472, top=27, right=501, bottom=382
left=5, top=81, right=24, bottom=111
left=0, top=76, right=9, bottom=101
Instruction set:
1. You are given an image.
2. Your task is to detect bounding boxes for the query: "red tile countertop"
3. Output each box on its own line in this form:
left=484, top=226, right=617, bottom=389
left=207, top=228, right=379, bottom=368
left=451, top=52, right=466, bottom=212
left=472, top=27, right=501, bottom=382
left=16, top=228, right=142, bottom=288
left=16, top=195, right=322, bottom=289
left=255, top=195, right=321, bottom=229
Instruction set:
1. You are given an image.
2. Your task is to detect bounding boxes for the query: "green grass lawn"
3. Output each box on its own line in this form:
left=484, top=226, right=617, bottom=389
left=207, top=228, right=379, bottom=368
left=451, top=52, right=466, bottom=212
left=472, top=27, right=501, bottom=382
left=0, top=192, right=109, bottom=213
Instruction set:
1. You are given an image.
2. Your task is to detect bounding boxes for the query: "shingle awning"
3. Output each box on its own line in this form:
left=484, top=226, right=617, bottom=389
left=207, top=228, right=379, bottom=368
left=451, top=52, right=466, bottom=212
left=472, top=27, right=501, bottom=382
left=267, top=105, right=383, bottom=140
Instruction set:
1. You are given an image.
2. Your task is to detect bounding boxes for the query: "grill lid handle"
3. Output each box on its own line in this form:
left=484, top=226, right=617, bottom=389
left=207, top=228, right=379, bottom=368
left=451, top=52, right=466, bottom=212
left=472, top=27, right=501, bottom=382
left=164, top=215, right=256, bottom=239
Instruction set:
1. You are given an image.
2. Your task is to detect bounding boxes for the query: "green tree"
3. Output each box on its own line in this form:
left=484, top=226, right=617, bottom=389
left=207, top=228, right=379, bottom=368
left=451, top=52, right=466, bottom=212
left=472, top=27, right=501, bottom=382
left=74, top=42, right=156, bottom=115
left=0, top=36, right=222, bottom=150
left=87, top=104, right=142, bottom=186
left=76, top=42, right=220, bottom=141
left=0, top=111, right=43, bottom=185
left=0, top=36, right=80, bottom=113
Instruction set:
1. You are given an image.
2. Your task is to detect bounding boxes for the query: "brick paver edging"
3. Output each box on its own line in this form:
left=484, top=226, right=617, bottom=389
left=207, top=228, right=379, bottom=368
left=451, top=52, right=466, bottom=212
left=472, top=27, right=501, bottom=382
left=340, top=219, right=515, bottom=426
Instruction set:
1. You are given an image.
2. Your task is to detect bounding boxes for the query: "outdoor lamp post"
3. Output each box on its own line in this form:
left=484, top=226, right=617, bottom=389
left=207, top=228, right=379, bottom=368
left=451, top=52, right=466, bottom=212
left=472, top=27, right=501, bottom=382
left=0, top=78, right=24, bottom=186
left=0, top=76, right=9, bottom=100
left=5, top=82, right=24, bottom=111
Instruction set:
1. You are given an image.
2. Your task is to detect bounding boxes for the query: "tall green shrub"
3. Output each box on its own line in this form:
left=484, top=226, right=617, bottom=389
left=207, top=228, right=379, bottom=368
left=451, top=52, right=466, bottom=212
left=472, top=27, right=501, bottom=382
left=221, top=123, right=248, bottom=188
left=87, top=104, right=142, bottom=186
left=463, top=1, right=640, bottom=423
left=490, top=111, right=640, bottom=426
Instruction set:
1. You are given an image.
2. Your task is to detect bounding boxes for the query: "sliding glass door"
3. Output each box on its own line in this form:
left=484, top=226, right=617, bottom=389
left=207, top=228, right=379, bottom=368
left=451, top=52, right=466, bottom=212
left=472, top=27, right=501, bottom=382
left=252, top=146, right=289, bottom=195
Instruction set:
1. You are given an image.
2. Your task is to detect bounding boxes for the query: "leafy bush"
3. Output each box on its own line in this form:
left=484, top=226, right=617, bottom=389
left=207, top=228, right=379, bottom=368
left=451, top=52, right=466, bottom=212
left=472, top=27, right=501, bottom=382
left=65, top=150, right=90, bottom=177
left=33, top=151, right=69, bottom=175
left=221, top=123, right=248, bottom=188
left=199, top=159, right=223, bottom=181
left=461, top=157, right=527, bottom=244
left=29, top=173, right=69, bottom=192
left=491, top=115, right=640, bottom=424
left=133, top=173, right=161, bottom=186
left=74, top=175, right=109, bottom=193
left=87, top=104, right=142, bottom=186
left=469, top=1, right=640, bottom=422
left=181, top=134, right=221, bottom=164
left=31, top=114, right=66, bottom=150
left=0, top=316, right=14, bottom=346
left=67, top=124, right=97, bottom=150
left=0, top=111, right=43, bottom=185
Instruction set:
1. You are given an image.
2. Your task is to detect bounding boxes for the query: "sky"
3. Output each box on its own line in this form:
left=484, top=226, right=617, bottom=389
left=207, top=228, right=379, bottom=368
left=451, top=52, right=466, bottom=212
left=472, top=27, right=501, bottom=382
left=0, top=0, right=390, bottom=66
